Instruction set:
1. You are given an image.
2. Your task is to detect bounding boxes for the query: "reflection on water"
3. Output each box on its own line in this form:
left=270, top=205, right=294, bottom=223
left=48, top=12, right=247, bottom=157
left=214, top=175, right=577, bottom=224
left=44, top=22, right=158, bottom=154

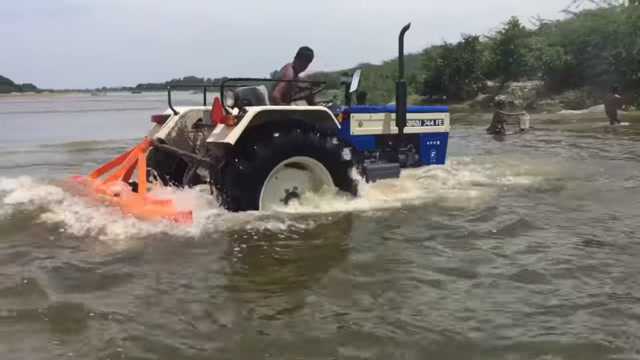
left=0, top=92, right=203, bottom=145
left=1, top=93, right=640, bottom=359
left=225, top=215, right=352, bottom=295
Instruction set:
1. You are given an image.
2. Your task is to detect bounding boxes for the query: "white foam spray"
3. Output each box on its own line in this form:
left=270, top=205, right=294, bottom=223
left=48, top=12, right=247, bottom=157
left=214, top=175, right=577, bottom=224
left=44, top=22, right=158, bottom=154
left=0, top=157, right=551, bottom=244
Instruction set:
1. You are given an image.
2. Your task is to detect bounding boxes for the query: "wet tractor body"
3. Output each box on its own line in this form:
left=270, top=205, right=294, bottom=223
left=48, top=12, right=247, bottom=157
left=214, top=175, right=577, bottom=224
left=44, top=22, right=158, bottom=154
left=75, top=24, right=450, bottom=221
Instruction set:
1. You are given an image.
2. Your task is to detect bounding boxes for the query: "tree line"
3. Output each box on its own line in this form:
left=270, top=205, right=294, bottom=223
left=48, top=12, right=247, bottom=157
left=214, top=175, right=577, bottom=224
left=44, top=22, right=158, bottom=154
left=312, top=2, right=639, bottom=106
left=0, top=75, right=39, bottom=94
left=421, top=3, right=639, bottom=102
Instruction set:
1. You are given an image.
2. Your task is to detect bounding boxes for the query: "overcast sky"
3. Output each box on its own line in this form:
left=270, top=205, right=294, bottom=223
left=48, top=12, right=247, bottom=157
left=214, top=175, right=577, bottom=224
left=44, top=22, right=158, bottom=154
left=1, top=0, right=571, bottom=89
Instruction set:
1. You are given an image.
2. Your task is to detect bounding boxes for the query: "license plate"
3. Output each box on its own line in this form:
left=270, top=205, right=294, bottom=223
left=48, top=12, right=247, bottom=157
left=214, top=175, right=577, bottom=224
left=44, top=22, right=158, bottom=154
left=406, top=119, right=445, bottom=127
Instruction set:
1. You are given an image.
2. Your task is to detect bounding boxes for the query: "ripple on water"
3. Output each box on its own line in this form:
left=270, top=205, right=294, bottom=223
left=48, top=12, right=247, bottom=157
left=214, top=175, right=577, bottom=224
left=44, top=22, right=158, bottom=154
left=1, top=113, right=640, bottom=359
left=0, top=277, right=49, bottom=309
left=45, top=262, right=135, bottom=294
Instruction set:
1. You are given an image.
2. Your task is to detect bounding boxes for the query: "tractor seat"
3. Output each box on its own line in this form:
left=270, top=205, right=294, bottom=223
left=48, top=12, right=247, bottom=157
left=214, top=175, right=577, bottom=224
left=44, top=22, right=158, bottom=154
left=235, top=85, right=270, bottom=107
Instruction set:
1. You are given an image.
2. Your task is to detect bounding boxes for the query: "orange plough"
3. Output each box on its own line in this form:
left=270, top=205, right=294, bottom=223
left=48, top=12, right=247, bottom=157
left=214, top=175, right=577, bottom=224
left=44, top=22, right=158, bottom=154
left=70, top=138, right=193, bottom=224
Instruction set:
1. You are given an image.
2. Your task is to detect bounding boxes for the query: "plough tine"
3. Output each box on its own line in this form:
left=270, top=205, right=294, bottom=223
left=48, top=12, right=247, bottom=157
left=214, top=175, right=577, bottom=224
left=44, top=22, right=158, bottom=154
left=137, top=146, right=148, bottom=196
left=69, top=137, right=193, bottom=224
left=104, top=149, right=140, bottom=185
left=89, top=147, right=135, bottom=180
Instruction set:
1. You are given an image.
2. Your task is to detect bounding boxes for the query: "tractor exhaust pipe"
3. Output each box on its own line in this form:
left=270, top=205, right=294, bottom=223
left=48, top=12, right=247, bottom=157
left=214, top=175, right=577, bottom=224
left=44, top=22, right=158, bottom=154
left=396, top=23, right=411, bottom=141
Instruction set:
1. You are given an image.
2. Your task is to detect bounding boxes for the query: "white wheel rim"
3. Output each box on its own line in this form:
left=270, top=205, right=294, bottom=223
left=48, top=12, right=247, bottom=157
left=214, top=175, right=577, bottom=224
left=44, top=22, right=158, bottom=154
left=259, top=156, right=335, bottom=211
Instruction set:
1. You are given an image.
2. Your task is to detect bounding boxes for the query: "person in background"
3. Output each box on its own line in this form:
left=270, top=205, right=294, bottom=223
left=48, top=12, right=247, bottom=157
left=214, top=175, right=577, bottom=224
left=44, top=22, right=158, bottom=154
left=487, top=103, right=507, bottom=135
left=604, top=85, right=625, bottom=125
left=270, top=46, right=315, bottom=105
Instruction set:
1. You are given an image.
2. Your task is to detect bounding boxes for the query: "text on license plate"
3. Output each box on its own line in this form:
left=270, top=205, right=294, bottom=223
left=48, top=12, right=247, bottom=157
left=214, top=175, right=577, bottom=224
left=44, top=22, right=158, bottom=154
left=406, top=119, right=445, bottom=127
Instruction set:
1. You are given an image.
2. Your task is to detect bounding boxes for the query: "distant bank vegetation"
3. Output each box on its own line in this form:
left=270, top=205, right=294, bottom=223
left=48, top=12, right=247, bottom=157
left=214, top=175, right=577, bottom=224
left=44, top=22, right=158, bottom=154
left=133, top=76, right=225, bottom=91
left=314, top=2, right=640, bottom=107
left=121, top=2, right=640, bottom=110
left=6, top=1, right=637, bottom=110
left=0, top=75, right=39, bottom=94
left=130, top=0, right=638, bottom=111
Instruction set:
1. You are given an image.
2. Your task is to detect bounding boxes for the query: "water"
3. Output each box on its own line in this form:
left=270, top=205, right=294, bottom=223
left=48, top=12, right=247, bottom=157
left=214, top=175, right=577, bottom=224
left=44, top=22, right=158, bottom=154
left=1, top=93, right=639, bottom=359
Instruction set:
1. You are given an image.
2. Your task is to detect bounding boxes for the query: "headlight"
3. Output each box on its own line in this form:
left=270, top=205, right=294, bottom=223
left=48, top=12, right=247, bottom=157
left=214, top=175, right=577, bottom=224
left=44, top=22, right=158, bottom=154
left=224, top=89, right=236, bottom=108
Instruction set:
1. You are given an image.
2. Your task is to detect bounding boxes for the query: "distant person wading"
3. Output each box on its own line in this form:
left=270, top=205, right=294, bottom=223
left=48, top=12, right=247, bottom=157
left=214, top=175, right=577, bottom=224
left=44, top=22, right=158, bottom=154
left=604, top=86, right=625, bottom=125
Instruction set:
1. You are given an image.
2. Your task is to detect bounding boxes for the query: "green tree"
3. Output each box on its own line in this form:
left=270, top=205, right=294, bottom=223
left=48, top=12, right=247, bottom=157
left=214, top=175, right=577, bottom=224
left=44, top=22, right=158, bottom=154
left=487, top=17, right=533, bottom=82
left=422, top=35, right=487, bottom=100
left=540, top=5, right=640, bottom=92
left=525, top=36, right=576, bottom=91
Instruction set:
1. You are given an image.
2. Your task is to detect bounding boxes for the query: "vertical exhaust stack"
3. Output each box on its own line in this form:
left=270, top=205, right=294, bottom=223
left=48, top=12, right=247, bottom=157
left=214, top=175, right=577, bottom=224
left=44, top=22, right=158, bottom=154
left=396, top=23, right=411, bottom=139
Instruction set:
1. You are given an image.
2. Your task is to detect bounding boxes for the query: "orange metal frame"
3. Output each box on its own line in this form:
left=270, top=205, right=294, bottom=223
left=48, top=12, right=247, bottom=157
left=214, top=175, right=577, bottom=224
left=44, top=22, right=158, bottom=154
left=71, top=138, right=193, bottom=224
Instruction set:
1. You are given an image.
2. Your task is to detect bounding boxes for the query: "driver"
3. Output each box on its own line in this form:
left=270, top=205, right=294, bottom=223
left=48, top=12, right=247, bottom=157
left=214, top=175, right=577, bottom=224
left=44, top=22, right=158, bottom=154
left=270, top=46, right=315, bottom=105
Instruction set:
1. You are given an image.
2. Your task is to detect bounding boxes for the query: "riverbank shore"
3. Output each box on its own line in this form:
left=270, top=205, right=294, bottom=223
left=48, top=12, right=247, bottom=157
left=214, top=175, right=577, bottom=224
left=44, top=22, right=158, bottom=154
left=2, top=90, right=638, bottom=126
left=0, top=91, right=91, bottom=98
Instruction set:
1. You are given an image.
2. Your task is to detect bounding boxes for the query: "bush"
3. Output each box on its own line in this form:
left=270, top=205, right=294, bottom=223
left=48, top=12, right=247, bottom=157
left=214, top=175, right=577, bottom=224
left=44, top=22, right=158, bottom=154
left=422, top=35, right=487, bottom=101
left=486, top=17, right=532, bottom=82
left=296, top=3, right=640, bottom=105
left=540, top=5, right=640, bottom=92
left=420, top=4, right=640, bottom=101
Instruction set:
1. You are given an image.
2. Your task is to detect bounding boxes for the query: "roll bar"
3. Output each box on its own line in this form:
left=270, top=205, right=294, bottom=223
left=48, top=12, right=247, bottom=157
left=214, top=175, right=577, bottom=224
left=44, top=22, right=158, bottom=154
left=164, top=78, right=326, bottom=116
left=219, top=78, right=325, bottom=114
left=166, top=84, right=217, bottom=115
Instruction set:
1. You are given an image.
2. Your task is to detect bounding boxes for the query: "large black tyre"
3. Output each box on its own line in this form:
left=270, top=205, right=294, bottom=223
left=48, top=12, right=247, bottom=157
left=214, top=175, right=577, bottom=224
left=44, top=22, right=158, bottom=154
left=213, top=130, right=357, bottom=212
left=147, top=148, right=194, bottom=187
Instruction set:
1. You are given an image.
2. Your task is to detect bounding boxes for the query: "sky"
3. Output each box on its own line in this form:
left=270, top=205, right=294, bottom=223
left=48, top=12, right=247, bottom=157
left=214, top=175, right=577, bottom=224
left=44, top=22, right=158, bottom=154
left=0, top=0, right=571, bottom=89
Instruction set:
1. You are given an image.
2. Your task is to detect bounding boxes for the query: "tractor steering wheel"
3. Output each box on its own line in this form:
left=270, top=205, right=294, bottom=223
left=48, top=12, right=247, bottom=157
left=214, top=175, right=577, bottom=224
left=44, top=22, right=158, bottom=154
left=289, top=82, right=326, bottom=103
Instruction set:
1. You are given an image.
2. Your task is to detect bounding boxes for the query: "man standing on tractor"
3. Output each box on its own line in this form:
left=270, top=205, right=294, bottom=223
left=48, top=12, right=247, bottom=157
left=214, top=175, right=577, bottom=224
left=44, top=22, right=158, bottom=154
left=270, top=46, right=316, bottom=105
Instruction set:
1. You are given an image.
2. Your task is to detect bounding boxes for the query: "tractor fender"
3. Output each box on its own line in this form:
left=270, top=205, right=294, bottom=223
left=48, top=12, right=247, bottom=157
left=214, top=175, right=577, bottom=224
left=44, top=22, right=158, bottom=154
left=206, top=106, right=340, bottom=146
left=150, top=107, right=210, bottom=142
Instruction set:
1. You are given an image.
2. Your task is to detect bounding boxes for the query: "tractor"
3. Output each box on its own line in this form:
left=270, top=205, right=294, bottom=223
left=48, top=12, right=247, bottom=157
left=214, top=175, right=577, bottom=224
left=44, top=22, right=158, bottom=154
left=74, top=24, right=450, bottom=222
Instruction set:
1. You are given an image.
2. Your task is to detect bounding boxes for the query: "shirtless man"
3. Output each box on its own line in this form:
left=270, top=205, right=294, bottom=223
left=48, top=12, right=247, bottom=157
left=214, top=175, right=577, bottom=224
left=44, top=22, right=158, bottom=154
left=270, top=46, right=315, bottom=105
left=604, top=86, right=625, bottom=125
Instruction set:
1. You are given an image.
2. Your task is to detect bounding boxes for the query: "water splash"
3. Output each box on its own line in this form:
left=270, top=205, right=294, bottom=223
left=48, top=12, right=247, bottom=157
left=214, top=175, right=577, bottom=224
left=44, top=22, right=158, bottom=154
left=275, top=157, right=552, bottom=214
left=0, top=157, right=553, bottom=243
left=0, top=177, right=323, bottom=245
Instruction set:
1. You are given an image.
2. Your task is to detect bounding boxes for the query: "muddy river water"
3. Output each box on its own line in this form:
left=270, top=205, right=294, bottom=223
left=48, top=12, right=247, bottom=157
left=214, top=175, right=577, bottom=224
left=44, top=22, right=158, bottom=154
left=1, top=93, right=639, bottom=359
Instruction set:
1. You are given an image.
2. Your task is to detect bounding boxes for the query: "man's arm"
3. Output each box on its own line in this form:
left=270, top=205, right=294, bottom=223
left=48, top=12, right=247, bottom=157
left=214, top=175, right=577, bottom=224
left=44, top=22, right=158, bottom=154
left=303, top=83, right=317, bottom=106
left=271, top=65, right=295, bottom=105
left=616, top=95, right=625, bottom=110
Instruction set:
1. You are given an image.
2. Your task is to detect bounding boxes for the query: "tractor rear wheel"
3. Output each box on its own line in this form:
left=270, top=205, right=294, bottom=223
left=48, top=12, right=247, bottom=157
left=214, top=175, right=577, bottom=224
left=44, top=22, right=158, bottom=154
left=213, top=130, right=357, bottom=212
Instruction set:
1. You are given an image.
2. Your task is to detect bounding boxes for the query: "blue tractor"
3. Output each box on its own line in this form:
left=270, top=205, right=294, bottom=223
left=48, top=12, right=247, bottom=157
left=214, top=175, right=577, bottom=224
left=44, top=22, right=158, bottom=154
left=143, top=24, right=450, bottom=212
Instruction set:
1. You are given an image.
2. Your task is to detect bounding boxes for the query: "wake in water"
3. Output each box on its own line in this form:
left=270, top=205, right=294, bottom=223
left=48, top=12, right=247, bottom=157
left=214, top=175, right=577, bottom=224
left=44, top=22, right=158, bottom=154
left=0, top=157, right=556, bottom=243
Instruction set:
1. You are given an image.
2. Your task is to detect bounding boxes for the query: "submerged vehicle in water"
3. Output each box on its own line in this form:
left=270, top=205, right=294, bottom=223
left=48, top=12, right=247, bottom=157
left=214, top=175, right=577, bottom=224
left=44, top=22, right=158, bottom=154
left=486, top=111, right=531, bottom=136
left=486, top=99, right=531, bottom=136
left=72, top=24, right=450, bottom=223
